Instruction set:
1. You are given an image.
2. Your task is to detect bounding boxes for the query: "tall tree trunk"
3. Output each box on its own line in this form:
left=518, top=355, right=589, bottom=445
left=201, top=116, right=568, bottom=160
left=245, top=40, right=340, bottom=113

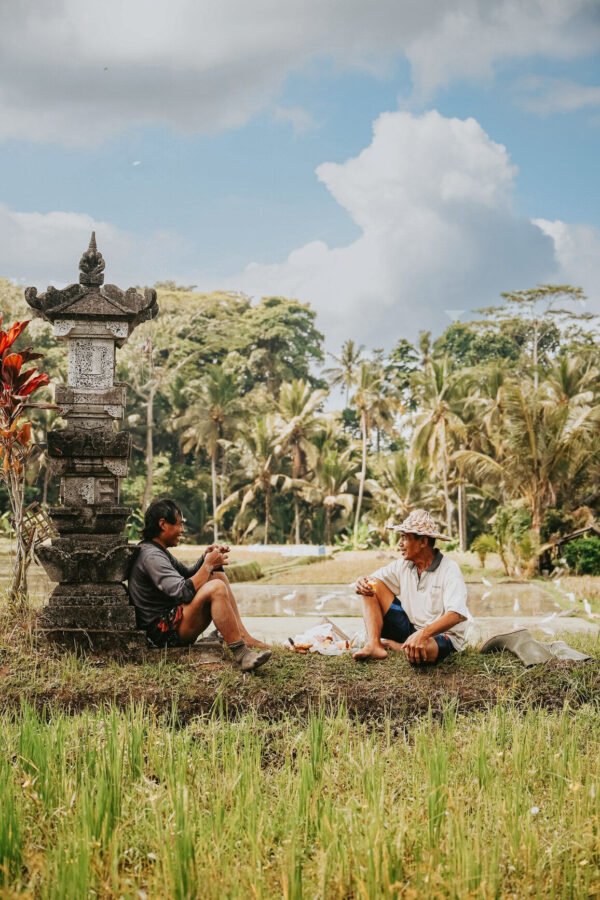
left=354, top=411, right=368, bottom=544
left=141, top=383, right=156, bottom=512
left=457, top=481, right=468, bottom=551
left=264, top=483, right=271, bottom=545
left=293, top=494, right=301, bottom=544
left=211, top=451, right=219, bottom=543
left=220, top=449, right=226, bottom=507
left=439, top=423, right=454, bottom=538
left=532, top=321, right=539, bottom=391
left=325, top=505, right=332, bottom=546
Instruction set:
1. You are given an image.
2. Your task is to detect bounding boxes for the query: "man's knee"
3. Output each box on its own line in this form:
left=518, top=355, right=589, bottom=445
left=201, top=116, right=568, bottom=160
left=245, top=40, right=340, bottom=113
left=192, top=579, right=228, bottom=605
left=210, top=571, right=230, bottom=588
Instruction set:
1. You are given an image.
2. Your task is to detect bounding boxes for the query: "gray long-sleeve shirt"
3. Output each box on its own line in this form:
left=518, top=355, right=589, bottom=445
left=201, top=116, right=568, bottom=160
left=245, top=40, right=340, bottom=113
left=128, top=541, right=204, bottom=629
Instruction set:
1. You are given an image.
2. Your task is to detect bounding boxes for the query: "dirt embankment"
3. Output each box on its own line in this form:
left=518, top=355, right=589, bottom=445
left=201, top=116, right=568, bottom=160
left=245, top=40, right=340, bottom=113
left=0, top=631, right=598, bottom=725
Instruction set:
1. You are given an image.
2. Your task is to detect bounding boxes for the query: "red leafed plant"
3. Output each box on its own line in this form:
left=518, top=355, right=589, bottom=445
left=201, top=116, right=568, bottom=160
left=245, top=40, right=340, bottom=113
left=0, top=316, right=50, bottom=609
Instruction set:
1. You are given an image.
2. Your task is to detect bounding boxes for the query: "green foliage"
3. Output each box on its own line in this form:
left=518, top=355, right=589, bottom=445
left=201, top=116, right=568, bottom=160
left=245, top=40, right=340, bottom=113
left=470, top=533, right=498, bottom=567
left=492, top=505, right=538, bottom=576
left=541, top=507, right=577, bottom=542
left=563, top=536, right=600, bottom=576
left=434, top=322, right=521, bottom=368
left=0, top=276, right=599, bottom=548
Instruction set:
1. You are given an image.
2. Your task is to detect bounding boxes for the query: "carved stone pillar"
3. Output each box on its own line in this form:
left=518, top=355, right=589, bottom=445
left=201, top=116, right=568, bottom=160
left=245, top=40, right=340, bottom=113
left=25, top=233, right=158, bottom=649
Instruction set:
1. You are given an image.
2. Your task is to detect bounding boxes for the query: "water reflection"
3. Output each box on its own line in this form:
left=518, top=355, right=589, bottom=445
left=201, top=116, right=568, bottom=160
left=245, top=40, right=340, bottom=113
left=233, top=582, right=558, bottom=617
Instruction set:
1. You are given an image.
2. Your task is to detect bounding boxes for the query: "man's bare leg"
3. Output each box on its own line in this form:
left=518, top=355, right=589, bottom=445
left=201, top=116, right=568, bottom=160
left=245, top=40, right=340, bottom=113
left=353, top=582, right=395, bottom=661
left=177, top=580, right=242, bottom=645
left=176, top=581, right=271, bottom=671
left=211, top=572, right=270, bottom=648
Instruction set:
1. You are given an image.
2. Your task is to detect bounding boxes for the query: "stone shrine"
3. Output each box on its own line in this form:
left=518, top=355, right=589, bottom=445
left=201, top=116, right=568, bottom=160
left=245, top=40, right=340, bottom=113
left=25, top=233, right=158, bottom=648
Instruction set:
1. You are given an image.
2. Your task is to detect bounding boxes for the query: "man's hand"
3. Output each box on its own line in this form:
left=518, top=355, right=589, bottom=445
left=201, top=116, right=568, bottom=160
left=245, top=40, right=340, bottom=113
left=355, top=576, right=377, bottom=596
left=205, top=543, right=230, bottom=555
left=204, top=547, right=229, bottom=571
left=401, top=630, right=431, bottom=664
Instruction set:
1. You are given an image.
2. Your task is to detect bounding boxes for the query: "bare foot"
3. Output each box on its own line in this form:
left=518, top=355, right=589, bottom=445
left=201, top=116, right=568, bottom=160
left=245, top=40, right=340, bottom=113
left=352, top=643, right=388, bottom=661
left=381, top=639, right=404, bottom=653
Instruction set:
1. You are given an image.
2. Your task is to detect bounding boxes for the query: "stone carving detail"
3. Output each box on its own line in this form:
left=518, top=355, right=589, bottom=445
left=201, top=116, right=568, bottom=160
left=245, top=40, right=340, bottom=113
left=25, top=233, right=159, bottom=649
left=68, top=339, right=115, bottom=389
left=79, top=231, right=106, bottom=286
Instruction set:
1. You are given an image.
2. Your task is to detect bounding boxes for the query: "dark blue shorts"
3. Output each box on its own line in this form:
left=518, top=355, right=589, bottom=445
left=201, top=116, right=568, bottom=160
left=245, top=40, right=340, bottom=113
left=381, top=598, right=456, bottom=663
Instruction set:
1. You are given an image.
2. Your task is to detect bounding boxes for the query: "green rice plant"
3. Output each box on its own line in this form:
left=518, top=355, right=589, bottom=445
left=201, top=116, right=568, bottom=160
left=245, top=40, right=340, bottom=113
left=0, top=755, right=22, bottom=887
left=0, top=702, right=598, bottom=897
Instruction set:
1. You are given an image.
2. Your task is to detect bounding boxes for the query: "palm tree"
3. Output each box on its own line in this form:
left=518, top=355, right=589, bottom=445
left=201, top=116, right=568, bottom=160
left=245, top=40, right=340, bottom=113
left=301, top=448, right=358, bottom=545
left=456, top=368, right=599, bottom=542
left=367, top=452, right=432, bottom=537
left=175, top=366, right=245, bottom=541
left=351, top=361, right=385, bottom=544
left=323, top=339, right=365, bottom=407
left=411, top=358, right=467, bottom=538
left=277, top=379, right=327, bottom=543
left=217, top=415, right=281, bottom=543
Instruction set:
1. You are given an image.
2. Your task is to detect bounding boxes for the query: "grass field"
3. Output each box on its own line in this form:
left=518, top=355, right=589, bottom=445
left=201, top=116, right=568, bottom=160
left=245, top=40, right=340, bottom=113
left=1, top=542, right=599, bottom=896
left=1, top=701, right=598, bottom=898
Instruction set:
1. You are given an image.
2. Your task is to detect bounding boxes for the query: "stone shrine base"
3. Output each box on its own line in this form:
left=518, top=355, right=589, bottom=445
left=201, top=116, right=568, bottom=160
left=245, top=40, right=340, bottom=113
left=42, top=626, right=225, bottom=661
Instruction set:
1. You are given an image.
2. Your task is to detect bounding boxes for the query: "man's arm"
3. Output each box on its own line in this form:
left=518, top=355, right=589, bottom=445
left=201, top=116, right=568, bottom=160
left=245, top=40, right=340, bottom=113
left=187, top=547, right=229, bottom=593
left=401, top=611, right=466, bottom=663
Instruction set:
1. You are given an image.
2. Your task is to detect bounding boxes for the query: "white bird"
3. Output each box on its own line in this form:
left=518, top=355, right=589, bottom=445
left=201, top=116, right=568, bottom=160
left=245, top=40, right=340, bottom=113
left=482, top=591, right=491, bottom=601
left=513, top=598, right=520, bottom=613
left=565, top=592, right=576, bottom=603
left=554, top=579, right=562, bottom=588
left=283, top=608, right=295, bottom=616
left=541, top=613, right=557, bottom=624
left=315, top=592, right=337, bottom=611
left=583, top=599, right=592, bottom=616
left=482, top=577, right=492, bottom=587
left=132, top=160, right=142, bottom=166
left=282, top=592, right=297, bottom=601
left=540, top=627, right=554, bottom=636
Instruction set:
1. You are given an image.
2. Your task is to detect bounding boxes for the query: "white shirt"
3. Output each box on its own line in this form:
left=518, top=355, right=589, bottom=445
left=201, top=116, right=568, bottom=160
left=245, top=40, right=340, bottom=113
left=370, top=551, right=470, bottom=650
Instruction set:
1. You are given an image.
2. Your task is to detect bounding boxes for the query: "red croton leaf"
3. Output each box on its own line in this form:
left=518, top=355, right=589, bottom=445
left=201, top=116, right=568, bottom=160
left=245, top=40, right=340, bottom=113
left=19, top=373, right=50, bottom=397
left=1, top=353, right=23, bottom=388
left=17, top=422, right=32, bottom=445
left=17, top=347, right=45, bottom=365
left=0, top=320, right=30, bottom=357
left=15, top=367, right=38, bottom=392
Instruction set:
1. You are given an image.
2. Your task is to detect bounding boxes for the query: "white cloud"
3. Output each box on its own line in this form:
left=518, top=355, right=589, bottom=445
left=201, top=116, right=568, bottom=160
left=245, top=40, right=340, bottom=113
left=0, top=0, right=598, bottom=144
left=517, top=76, right=600, bottom=115
left=3, top=112, right=598, bottom=347
left=0, top=204, right=190, bottom=289
left=230, top=110, right=559, bottom=345
left=534, top=218, right=600, bottom=307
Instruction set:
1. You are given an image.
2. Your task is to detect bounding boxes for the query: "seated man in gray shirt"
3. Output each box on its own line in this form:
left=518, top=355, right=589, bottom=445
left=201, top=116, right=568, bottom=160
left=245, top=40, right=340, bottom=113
left=128, top=498, right=271, bottom=672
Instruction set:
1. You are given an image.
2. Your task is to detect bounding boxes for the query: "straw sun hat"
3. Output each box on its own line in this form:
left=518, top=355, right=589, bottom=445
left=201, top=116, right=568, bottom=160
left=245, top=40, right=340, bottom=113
left=387, top=508, right=451, bottom=541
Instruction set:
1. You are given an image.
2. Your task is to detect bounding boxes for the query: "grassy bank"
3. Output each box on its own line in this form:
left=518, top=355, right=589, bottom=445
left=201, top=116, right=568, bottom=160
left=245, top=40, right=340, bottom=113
left=0, top=609, right=598, bottom=723
left=1, top=702, right=598, bottom=898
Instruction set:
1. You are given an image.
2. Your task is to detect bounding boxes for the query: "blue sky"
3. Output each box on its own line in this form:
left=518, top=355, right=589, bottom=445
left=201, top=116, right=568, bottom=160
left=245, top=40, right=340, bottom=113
left=1, top=0, right=599, bottom=348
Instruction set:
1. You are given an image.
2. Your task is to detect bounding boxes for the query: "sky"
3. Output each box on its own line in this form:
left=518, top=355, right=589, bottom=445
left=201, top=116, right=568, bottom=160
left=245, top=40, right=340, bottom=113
left=1, top=0, right=599, bottom=350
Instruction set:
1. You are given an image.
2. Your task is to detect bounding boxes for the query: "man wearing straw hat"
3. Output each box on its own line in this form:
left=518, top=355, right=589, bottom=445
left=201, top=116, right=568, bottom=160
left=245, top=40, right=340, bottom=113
left=353, top=509, right=470, bottom=664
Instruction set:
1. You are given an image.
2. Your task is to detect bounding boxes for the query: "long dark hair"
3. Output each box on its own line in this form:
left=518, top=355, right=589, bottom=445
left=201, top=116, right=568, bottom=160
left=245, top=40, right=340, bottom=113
left=142, top=498, right=182, bottom=540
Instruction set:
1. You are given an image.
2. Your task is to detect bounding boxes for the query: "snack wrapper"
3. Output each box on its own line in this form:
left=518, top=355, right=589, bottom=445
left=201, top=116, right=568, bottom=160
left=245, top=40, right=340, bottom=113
left=286, top=617, right=365, bottom=655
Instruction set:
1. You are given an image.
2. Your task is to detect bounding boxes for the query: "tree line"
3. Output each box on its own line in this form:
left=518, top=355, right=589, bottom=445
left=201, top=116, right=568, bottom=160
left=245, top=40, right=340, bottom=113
left=1, top=278, right=598, bottom=568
